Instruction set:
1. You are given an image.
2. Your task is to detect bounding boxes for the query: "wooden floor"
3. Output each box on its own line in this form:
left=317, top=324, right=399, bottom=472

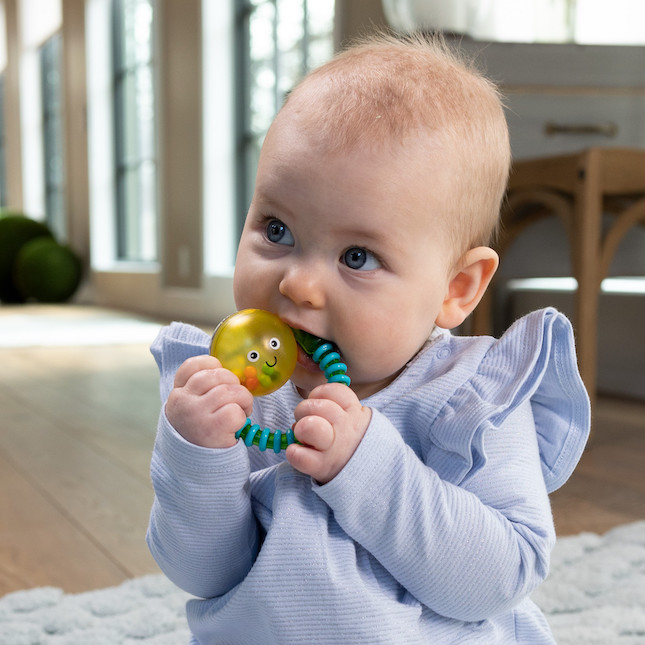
left=1, top=306, right=644, bottom=596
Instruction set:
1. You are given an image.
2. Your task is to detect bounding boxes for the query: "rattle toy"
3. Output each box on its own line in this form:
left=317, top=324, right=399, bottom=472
left=210, top=308, right=350, bottom=452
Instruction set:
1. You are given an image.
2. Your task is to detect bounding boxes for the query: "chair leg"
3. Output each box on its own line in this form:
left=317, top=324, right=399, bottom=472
left=574, top=282, right=598, bottom=414
left=572, top=150, right=602, bottom=414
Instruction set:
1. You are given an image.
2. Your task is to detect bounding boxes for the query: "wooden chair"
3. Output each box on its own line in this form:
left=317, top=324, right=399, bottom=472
left=471, top=147, right=645, bottom=410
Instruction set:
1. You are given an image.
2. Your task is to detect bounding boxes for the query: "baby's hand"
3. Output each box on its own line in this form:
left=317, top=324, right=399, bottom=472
left=165, top=355, right=254, bottom=449
left=287, top=384, right=371, bottom=484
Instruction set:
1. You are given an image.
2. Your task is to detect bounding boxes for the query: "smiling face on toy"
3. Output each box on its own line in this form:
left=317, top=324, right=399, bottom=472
left=210, top=309, right=298, bottom=396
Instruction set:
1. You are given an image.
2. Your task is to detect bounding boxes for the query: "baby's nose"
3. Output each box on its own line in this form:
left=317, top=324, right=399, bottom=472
left=278, top=262, right=326, bottom=309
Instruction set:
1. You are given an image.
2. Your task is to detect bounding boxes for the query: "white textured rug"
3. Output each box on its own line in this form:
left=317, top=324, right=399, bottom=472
left=1, top=522, right=644, bottom=644
left=532, top=521, right=645, bottom=645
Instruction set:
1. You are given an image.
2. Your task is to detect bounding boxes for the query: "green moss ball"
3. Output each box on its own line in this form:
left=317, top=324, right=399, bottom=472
left=0, top=215, right=53, bottom=302
left=14, top=237, right=82, bottom=303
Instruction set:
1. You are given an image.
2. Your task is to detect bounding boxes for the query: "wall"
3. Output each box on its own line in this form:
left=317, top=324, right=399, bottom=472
left=453, top=39, right=645, bottom=282
left=158, top=0, right=202, bottom=290
left=61, top=0, right=89, bottom=265
left=1, top=0, right=390, bottom=324
left=334, top=0, right=387, bottom=48
left=88, top=0, right=237, bottom=325
left=2, top=0, right=90, bottom=278
left=91, top=0, right=390, bottom=324
left=3, top=0, right=22, bottom=208
left=454, top=39, right=645, bottom=399
left=5, top=0, right=643, bottom=398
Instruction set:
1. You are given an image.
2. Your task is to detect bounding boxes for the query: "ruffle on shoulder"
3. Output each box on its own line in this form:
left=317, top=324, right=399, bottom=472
left=430, top=308, right=590, bottom=493
left=150, top=322, right=211, bottom=400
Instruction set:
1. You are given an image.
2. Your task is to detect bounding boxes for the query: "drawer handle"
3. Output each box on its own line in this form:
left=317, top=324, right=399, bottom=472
left=544, top=121, right=618, bottom=137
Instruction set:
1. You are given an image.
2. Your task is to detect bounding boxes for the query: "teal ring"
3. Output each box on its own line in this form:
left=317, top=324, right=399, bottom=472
left=236, top=335, right=351, bottom=452
left=273, top=429, right=282, bottom=454
left=259, top=426, right=271, bottom=451
left=244, top=424, right=260, bottom=446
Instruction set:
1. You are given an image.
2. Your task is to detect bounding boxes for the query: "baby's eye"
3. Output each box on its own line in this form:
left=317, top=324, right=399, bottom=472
left=268, top=337, right=281, bottom=350
left=341, top=247, right=381, bottom=271
left=247, top=350, right=260, bottom=362
left=265, top=219, right=295, bottom=246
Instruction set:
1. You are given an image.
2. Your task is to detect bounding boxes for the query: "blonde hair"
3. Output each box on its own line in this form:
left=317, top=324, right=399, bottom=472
left=278, top=33, right=510, bottom=255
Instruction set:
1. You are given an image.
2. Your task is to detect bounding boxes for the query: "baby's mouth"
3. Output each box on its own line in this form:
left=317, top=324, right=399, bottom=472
left=296, top=344, right=321, bottom=372
left=290, top=326, right=352, bottom=387
left=291, top=327, right=348, bottom=373
left=291, top=328, right=332, bottom=372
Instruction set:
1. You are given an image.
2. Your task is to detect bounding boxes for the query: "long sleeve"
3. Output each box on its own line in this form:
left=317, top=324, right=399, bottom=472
left=147, top=322, right=262, bottom=598
left=147, top=410, right=260, bottom=598
left=315, top=308, right=588, bottom=622
left=316, top=401, right=552, bottom=621
left=145, top=310, right=589, bottom=644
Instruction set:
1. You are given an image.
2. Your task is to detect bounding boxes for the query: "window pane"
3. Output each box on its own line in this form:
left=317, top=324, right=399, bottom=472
left=119, top=0, right=153, bottom=67
left=120, top=168, right=139, bottom=258
left=138, top=159, right=157, bottom=260
left=40, top=33, right=66, bottom=240
left=249, top=2, right=277, bottom=132
left=116, top=162, right=155, bottom=262
left=118, top=69, right=154, bottom=162
left=135, top=65, right=155, bottom=159
left=120, top=73, right=139, bottom=160
left=277, top=0, right=305, bottom=96
left=237, top=0, right=334, bottom=235
left=307, top=1, right=334, bottom=67
left=113, top=0, right=157, bottom=262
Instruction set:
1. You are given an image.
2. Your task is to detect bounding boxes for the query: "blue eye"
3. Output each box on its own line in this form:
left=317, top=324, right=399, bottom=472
left=341, top=247, right=381, bottom=271
left=266, top=219, right=294, bottom=246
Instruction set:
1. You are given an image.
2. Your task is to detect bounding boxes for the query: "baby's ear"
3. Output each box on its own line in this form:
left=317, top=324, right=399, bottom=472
left=435, top=247, right=498, bottom=330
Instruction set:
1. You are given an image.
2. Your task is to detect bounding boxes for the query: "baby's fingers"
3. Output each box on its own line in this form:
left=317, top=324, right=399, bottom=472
left=174, top=354, right=224, bottom=388
left=294, top=395, right=345, bottom=430
left=286, top=443, right=331, bottom=482
left=184, top=368, right=244, bottom=399
left=293, top=415, right=334, bottom=451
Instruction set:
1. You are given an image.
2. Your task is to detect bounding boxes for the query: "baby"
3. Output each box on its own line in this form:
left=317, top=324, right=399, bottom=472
left=148, top=34, right=590, bottom=644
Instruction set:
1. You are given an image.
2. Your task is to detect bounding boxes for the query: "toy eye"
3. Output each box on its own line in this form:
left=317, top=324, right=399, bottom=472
left=269, top=337, right=281, bottom=350
left=247, top=350, right=260, bottom=362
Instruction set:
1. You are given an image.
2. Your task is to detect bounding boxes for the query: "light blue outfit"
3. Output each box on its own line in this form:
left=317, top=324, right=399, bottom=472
left=147, top=308, right=590, bottom=644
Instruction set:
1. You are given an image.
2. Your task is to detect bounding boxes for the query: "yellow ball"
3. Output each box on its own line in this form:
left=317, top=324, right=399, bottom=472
left=210, top=309, right=297, bottom=396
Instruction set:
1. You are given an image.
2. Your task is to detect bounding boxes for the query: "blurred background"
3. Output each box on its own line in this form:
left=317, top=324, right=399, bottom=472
left=1, top=0, right=644, bottom=596
left=1, top=0, right=643, bottom=397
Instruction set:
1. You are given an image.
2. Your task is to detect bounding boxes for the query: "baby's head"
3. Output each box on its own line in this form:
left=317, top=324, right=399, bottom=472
left=278, top=32, right=511, bottom=258
left=234, top=33, right=510, bottom=399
